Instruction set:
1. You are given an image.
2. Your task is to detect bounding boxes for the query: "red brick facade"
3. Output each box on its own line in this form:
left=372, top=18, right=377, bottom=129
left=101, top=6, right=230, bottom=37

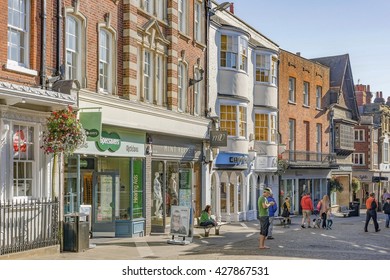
left=279, top=50, right=330, bottom=154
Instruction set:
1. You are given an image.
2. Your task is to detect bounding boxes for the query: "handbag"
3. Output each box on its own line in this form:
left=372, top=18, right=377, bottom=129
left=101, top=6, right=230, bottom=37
left=281, top=208, right=289, bottom=218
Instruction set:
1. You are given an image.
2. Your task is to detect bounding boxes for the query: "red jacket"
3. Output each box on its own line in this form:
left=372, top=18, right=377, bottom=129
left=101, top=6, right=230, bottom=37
left=301, top=195, right=314, bottom=211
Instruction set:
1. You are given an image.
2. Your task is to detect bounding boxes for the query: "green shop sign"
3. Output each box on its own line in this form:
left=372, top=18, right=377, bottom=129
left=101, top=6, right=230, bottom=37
left=96, top=131, right=121, bottom=152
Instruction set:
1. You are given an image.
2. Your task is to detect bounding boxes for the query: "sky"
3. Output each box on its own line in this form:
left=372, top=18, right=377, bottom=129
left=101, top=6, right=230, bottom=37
left=229, top=0, right=390, bottom=99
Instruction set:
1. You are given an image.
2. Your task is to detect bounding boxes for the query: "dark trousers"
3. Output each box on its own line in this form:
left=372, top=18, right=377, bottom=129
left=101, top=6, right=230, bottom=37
left=321, top=212, right=327, bottom=228
left=364, top=210, right=379, bottom=231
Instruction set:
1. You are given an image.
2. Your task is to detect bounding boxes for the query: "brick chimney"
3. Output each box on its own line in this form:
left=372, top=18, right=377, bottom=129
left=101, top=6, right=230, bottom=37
left=229, top=2, right=234, bottom=14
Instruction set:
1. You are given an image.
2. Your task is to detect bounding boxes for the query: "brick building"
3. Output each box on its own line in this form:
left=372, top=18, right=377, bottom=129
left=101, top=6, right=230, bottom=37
left=278, top=50, right=335, bottom=213
left=357, top=87, right=390, bottom=206
left=66, top=0, right=209, bottom=237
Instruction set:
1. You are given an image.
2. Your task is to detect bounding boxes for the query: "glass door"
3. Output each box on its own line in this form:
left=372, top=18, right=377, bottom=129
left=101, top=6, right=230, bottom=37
left=92, top=172, right=117, bottom=237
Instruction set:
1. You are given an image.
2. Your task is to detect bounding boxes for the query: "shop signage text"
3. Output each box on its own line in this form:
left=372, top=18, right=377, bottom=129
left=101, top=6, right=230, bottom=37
left=210, top=130, right=228, bottom=147
left=96, top=131, right=121, bottom=152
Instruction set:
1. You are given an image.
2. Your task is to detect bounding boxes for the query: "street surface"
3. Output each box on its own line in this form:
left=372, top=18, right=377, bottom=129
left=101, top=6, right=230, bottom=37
left=26, top=211, right=390, bottom=260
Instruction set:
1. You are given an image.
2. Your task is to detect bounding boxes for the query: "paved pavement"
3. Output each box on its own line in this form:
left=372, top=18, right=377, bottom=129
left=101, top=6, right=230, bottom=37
left=25, top=210, right=390, bottom=260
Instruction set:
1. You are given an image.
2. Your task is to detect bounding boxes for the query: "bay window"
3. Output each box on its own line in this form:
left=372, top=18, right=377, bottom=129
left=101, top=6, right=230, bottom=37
left=254, top=113, right=277, bottom=143
left=255, top=52, right=278, bottom=85
left=220, top=33, right=248, bottom=72
left=220, top=104, right=247, bottom=137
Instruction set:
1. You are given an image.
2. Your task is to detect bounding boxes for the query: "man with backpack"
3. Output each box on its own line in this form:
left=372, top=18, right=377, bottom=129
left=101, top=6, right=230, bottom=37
left=364, top=192, right=380, bottom=232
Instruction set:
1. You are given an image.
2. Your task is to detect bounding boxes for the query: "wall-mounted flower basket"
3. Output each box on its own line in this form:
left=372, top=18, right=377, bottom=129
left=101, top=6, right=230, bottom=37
left=41, top=106, right=86, bottom=155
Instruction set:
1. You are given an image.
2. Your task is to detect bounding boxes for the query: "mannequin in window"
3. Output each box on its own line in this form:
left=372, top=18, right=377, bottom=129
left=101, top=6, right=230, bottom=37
left=153, top=172, right=163, bottom=217
left=170, top=173, right=178, bottom=205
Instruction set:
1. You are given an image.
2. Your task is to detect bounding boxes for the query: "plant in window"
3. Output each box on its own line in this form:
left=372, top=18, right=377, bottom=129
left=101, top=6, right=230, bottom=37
left=329, top=177, right=343, bottom=193
left=41, top=106, right=86, bottom=155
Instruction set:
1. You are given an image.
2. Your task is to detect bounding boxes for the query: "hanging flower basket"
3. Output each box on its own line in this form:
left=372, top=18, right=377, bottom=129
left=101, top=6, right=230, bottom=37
left=41, top=106, right=86, bottom=155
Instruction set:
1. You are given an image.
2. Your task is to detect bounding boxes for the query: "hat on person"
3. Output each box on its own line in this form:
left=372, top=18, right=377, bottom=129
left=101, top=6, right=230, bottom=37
left=264, top=188, right=271, bottom=194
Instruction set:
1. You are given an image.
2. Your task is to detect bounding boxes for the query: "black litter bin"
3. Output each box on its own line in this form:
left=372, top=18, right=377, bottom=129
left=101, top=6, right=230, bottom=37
left=63, top=213, right=90, bottom=252
left=348, top=202, right=360, bottom=217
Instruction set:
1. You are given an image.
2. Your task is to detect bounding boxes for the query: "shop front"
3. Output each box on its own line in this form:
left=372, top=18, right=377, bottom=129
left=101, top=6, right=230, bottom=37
left=211, top=152, right=249, bottom=222
left=280, top=169, right=331, bottom=214
left=149, top=134, right=202, bottom=234
left=65, top=125, right=145, bottom=237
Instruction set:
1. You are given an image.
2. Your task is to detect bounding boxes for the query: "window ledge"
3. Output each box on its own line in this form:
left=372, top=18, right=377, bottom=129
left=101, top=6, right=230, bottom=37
left=193, top=40, right=206, bottom=51
left=288, top=100, right=297, bottom=105
left=5, top=63, right=38, bottom=76
left=179, top=32, right=191, bottom=43
left=315, top=107, right=323, bottom=111
left=302, top=104, right=310, bottom=109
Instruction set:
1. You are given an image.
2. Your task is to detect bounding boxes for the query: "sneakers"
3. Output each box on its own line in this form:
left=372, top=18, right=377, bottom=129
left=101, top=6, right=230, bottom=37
left=375, top=229, right=381, bottom=232
left=267, top=236, right=274, bottom=240
left=301, top=224, right=305, bottom=228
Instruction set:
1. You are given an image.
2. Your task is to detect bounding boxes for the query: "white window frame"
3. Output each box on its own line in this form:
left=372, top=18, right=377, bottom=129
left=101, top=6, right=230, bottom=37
left=219, top=102, right=247, bottom=138
left=220, top=34, right=238, bottom=69
left=178, top=62, right=187, bottom=112
left=354, top=129, right=365, bottom=142
left=144, top=50, right=152, bottom=102
left=289, top=77, right=296, bottom=102
left=65, top=15, right=82, bottom=81
left=303, top=82, right=309, bottom=106
left=239, top=38, right=247, bottom=71
left=194, top=1, right=202, bottom=42
left=316, top=124, right=322, bottom=154
left=254, top=112, right=277, bottom=143
left=11, top=123, right=37, bottom=199
left=289, top=119, right=295, bottom=151
left=156, top=54, right=164, bottom=105
left=255, top=54, right=270, bottom=82
left=316, top=86, right=322, bottom=109
left=352, top=153, right=365, bottom=165
left=194, top=68, right=202, bottom=115
left=7, top=0, right=30, bottom=69
left=384, top=142, right=389, bottom=163
left=98, top=28, right=117, bottom=94
left=178, top=0, right=187, bottom=33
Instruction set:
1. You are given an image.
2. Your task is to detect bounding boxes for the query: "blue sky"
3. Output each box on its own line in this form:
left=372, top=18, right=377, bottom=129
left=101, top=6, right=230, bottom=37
left=230, top=0, right=390, bottom=98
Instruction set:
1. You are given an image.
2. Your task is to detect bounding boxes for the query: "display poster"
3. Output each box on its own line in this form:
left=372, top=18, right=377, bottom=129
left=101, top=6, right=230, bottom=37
left=99, top=175, right=113, bottom=222
left=170, top=206, right=190, bottom=236
left=133, top=159, right=143, bottom=218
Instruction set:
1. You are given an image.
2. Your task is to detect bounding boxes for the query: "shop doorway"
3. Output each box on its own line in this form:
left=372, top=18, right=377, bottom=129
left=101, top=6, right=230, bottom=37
left=92, top=172, right=119, bottom=237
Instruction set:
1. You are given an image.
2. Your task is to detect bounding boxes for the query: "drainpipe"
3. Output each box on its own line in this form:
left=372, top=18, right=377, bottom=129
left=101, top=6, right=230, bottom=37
left=205, top=0, right=211, bottom=117
left=40, top=0, right=47, bottom=88
left=56, top=0, right=63, bottom=77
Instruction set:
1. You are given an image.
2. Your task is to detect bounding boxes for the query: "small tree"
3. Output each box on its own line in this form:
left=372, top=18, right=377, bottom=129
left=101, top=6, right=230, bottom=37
left=351, top=177, right=361, bottom=201
left=329, top=177, right=343, bottom=193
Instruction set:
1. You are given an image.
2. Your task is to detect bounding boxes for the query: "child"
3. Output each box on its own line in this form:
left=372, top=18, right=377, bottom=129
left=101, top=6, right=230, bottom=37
left=326, top=209, right=333, bottom=230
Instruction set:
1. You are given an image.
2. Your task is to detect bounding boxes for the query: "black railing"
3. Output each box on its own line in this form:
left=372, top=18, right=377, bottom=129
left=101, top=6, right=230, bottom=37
left=282, top=150, right=336, bottom=165
left=0, top=198, right=59, bottom=256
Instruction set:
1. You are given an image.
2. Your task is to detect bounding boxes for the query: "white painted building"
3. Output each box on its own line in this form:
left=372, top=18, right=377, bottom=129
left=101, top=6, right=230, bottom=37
left=206, top=1, right=280, bottom=222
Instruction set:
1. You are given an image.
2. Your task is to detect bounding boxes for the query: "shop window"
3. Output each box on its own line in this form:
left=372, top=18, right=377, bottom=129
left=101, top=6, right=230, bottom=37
left=12, top=124, right=34, bottom=198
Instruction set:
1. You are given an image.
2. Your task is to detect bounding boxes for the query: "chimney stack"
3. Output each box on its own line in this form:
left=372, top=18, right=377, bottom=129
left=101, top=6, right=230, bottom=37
left=229, top=2, right=234, bottom=14
left=296, top=52, right=301, bottom=56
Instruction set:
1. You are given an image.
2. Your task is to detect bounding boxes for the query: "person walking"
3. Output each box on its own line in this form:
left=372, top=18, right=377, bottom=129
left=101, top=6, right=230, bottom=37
left=319, top=195, right=330, bottom=229
left=281, top=197, right=291, bottom=227
left=300, top=192, right=314, bottom=228
left=258, top=188, right=275, bottom=249
left=267, top=191, right=277, bottom=240
left=326, top=208, right=333, bottom=230
left=364, top=192, right=380, bottom=232
left=383, top=197, right=390, bottom=228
